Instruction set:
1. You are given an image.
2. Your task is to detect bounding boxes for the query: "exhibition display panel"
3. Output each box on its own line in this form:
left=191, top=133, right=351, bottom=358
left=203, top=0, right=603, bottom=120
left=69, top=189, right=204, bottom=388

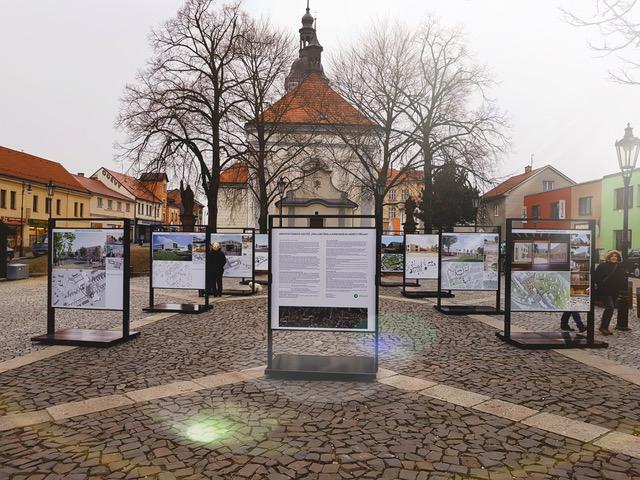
left=497, top=218, right=607, bottom=349
left=266, top=215, right=378, bottom=381
left=32, top=217, right=139, bottom=347
left=144, top=225, right=212, bottom=314
left=435, top=228, right=503, bottom=315
left=401, top=233, right=454, bottom=299
left=380, top=231, right=418, bottom=287
left=209, top=227, right=256, bottom=295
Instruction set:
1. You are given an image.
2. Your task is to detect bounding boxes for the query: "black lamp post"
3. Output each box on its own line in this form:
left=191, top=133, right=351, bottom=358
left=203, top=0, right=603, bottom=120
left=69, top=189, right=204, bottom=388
left=19, top=182, right=31, bottom=257
left=472, top=195, right=481, bottom=232
left=615, top=123, right=640, bottom=331
left=277, top=177, right=287, bottom=227
left=46, top=181, right=56, bottom=222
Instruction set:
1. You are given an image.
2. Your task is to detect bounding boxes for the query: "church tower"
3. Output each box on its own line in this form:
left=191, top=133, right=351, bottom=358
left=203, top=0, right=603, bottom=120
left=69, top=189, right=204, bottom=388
left=284, top=1, right=327, bottom=91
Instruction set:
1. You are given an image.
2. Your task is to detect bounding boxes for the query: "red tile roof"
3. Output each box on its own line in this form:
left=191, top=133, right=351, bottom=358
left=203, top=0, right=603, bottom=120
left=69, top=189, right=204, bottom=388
left=220, top=163, right=248, bottom=184
left=167, top=189, right=204, bottom=208
left=0, top=146, right=88, bottom=192
left=102, top=168, right=161, bottom=203
left=262, top=73, right=373, bottom=126
left=483, top=167, right=543, bottom=199
left=73, top=175, right=132, bottom=202
left=388, top=168, right=424, bottom=184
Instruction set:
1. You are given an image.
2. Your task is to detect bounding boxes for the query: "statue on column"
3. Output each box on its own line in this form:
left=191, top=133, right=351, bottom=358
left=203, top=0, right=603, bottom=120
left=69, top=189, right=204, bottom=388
left=404, top=196, right=417, bottom=234
left=179, top=181, right=196, bottom=232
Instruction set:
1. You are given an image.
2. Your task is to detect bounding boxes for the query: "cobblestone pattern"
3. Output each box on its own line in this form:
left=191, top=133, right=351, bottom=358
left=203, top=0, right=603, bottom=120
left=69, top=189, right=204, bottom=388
left=0, top=277, right=193, bottom=363
left=3, top=294, right=640, bottom=439
left=2, top=379, right=639, bottom=480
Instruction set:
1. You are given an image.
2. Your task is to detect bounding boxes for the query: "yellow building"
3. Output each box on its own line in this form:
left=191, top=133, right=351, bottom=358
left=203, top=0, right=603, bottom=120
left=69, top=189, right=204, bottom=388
left=72, top=174, right=136, bottom=227
left=0, top=146, right=91, bottom=255
left=383, top=169, right=424, bottom=232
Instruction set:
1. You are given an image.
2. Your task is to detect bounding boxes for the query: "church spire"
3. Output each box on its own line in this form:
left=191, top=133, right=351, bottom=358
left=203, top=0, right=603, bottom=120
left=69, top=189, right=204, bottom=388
left=285, top=1, right=327, bottom=92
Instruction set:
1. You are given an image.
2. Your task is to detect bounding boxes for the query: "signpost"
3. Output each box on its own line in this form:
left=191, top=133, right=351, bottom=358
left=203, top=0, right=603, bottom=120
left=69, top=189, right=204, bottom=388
left=144, top=225, right=212, bottom=313
left=32, top=217, right=139, bottom=347
left=435, top=228, right=502, bottom=315
left=266, top=215, right=378, bottom=381
left=497, top=218, right=607, bottom=349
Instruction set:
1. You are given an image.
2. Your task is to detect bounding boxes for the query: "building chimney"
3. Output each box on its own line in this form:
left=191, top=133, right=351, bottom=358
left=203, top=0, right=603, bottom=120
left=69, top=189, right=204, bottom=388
left=77, top=172, right=85, bottom=177
left=524, top=165, right=532, bottom=174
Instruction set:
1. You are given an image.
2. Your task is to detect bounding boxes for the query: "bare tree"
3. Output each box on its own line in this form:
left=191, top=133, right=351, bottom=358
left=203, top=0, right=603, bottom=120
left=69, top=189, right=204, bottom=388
left=326, top=21, right=422, bottom=236
left=117, top=0, right=246, bottom=231
left=563, top=0, right=640, bottom=85
left=407, top=18, right=509, bottom=233
left=225, top=17, right=321, bottom=232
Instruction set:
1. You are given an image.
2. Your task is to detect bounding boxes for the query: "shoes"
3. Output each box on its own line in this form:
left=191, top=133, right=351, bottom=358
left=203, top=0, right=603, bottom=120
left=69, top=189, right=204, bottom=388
left=578, top=325, right=588, bottom=333
left=560, top=325, right=575, bottom=332
left=599, top=328, right=613, bottom=336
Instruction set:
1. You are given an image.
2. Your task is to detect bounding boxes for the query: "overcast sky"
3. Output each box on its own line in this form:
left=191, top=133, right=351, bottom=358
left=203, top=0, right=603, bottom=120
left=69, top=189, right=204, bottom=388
left=1, top=0, right=639, bottom=187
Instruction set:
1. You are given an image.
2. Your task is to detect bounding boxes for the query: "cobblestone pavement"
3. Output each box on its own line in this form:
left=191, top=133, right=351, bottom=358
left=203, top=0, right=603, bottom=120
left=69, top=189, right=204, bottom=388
left=2, top=277, right=640, bottom=478
left=2, top=379, right=640, bottom=479
left=0, top=277, right=251, bottom=363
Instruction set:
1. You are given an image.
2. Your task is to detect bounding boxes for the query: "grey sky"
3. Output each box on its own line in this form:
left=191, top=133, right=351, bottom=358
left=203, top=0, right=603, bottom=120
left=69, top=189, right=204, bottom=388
left=1, top=0, right=638, bottom=187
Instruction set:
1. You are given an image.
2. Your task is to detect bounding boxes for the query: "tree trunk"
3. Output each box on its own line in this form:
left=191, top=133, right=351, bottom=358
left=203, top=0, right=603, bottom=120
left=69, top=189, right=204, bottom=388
left=422, top=145, right=434, bottom=234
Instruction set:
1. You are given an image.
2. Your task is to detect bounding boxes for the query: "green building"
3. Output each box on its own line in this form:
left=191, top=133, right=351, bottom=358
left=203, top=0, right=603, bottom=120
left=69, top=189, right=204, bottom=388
left=600, top=169, right=640, bottom=253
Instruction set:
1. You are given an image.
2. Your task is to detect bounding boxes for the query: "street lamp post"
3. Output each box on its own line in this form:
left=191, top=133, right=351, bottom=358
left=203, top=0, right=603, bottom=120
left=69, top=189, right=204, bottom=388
left=615, top=123, right=640, bottom=331
left=46, top=181, right=56, bottom=222
left=19, top=182, right=31, bottom=257
left=277, top=177, right=287, bottom=227
left=472, top=196, right=481, bottom=232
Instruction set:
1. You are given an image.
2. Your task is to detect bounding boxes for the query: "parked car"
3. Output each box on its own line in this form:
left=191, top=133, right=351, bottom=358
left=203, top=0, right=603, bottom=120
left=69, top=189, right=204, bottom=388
left=31, top=237, right=48, bottom=257
left=626, top=248, right=640, bottom=277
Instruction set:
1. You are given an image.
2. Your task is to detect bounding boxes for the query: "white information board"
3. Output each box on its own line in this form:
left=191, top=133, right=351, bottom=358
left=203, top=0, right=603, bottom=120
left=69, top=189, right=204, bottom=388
left=405, top=234, right=439, bottom=280
left=271, top=228, right=376, bottom=331
left=51, top=228, right=124, bottom=310
left=210, top=233, right=253, bottom=277
left=254, top=233, right=269, bottom=272
left=380, top=234, right=403, bottom=273
left=510, top=229, right=591, bottom=312
left=152, top=232, right=206, bottom=289
left=440, top=233, right=499, bottom=291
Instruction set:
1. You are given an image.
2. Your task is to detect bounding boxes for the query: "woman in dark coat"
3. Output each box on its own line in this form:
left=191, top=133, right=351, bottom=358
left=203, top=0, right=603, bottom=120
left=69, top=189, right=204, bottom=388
left=594, top=250, right=627, bottom=335
left=211, top=242, right=227, bottom=297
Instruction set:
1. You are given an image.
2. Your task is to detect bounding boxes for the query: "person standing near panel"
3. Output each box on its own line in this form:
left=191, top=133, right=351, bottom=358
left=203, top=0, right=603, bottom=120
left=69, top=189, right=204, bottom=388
left=594, top=250, right=626, bottom=335
left=211, top=242, right=227, bottom=297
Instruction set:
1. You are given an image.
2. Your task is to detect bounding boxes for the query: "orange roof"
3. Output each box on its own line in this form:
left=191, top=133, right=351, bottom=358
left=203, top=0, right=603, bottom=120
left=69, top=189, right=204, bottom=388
left=0, top=146, right=88, bottom=192
left=167, top=189, right=204, bottom=208
left=73, top=175, right=131, bottom=202
left=483, top=167, right=543, bottom=199
left=103, top=168, right=161, bottom=203
left=262, top=73, right=373, bottom=126
left=388, top=168, right=424, bottom=184
left=220, top=163, right=248, bottom=184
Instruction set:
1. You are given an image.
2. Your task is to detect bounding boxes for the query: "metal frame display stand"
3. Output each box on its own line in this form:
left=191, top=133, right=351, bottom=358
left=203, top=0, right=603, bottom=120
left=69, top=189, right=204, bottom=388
left=435, top=226, right=503, bottom=315
left=240, top=231, right=269, bottom=286
left=401, top=231, right=454, bottom=299
left=265, top=214, right=378, bottom=381
left=210, top=227, right=256, bottom=296
left=380, top=230, right=419, bottom=288
left=0, top=221, right=7, bottom=279
left=32, top=217, right=140, bottom=347
left=143, top=224, right=212, bottom=314
left=496, top=218, right=608, bottom=349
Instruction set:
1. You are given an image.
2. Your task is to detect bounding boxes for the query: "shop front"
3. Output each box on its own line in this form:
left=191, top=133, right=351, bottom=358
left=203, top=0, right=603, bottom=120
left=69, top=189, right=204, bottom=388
left=28, top=219, right=48, bottom=248
left=0, top=216, right=24, bottom=251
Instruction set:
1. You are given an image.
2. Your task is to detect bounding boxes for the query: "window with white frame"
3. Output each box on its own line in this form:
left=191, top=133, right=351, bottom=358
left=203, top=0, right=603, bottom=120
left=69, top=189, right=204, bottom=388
left=543, top=181, right=554, bottom=192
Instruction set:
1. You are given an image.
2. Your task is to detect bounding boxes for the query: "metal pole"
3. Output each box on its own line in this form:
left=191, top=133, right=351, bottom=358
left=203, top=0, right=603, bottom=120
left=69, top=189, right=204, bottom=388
left=19, top=183, right=25, bottom=257
left=617, top=176, right=631, bottom=331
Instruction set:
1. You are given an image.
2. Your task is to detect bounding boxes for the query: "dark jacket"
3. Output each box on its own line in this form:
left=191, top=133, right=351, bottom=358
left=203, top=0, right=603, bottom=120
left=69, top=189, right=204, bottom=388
left=594, top=261, right=626, bottom=297
left=211, top=249, right=227, bottom=273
